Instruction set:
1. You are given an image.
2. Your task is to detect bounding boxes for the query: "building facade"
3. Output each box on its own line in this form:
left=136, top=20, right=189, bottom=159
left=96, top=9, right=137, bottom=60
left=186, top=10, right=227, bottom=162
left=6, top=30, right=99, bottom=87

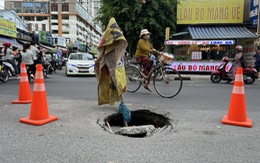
left=5, top=0, right=102, bottom=49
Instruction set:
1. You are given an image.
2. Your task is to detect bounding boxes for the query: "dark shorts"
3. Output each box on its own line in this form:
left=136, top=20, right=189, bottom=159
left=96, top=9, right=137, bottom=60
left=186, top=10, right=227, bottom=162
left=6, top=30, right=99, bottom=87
left=255, top=65, right=260, bottom=72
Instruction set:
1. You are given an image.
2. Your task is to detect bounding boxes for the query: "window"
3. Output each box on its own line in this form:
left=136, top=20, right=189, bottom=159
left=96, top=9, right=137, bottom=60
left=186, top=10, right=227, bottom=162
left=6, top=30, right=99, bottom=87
left=62, top=3, right=69, bottom=11
left=10, top=2, right=22, bottom=13
left=52, top=15, right=58, bottom=20
left=52, top=23, right=58, bottom=26
left=51, top=3, right=58, bottom=11
left=24, top=16, right=34, bottom=21
left=52, top=30, right=58, bottom=34
left=35, top=24, right=38, bottom=31
left=35, top=2, right=49, bottom=14
left=62, top=31, right=69, bottom=34
left=42, top=24, right=46, bottom=31
left=36, top=17, right=48, bottom=21
left=62, top=15, right=69, bottom=20
left=23, top=2, right=34, bottom=13
left=27, top=24, right=32, bottom=32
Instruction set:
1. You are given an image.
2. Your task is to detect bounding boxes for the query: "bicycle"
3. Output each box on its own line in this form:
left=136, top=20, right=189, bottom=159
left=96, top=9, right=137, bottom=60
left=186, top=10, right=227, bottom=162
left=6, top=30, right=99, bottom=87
left=125, top=52, right=183, bottom=98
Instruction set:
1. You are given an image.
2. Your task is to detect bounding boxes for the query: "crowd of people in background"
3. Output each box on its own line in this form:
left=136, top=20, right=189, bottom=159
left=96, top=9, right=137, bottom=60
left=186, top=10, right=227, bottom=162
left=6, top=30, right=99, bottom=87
left=0, top=40, right=63, bottom=80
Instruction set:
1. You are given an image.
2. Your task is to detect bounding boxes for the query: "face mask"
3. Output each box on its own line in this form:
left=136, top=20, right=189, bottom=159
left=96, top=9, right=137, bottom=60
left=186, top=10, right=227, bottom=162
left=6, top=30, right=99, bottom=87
left=144, top=34, right=150, bottom=40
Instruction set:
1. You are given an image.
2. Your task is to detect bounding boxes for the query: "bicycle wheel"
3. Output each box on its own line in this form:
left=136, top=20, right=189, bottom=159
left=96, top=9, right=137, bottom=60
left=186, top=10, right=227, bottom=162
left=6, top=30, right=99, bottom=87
left=153, top=68, right=183, bottom=98
left=125, top=65, right=142, bottom=93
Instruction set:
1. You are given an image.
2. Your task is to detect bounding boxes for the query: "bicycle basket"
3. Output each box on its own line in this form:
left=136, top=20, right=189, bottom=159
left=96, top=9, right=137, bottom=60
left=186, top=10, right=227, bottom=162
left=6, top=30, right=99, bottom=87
left=159, top=52, right=174, bottom=64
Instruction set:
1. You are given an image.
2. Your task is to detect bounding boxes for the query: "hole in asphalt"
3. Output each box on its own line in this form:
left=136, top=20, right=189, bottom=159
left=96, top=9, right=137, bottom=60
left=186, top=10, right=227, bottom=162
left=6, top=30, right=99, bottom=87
left=104, top=110, right=171, bottom=138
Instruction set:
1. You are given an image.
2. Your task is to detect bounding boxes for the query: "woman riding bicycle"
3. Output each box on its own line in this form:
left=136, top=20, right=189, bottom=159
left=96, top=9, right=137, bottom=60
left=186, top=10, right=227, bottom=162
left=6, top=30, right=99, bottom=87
left=135, top=29, right=160, bottom=92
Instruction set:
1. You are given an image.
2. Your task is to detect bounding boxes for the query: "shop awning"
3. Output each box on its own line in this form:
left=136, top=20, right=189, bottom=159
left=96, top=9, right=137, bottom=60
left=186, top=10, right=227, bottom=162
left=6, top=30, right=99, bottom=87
left=188, top=26, right=258, bottom=39
left=0, top=36, right=22, bottom=49
left=38, top=43, right=56, bottom=52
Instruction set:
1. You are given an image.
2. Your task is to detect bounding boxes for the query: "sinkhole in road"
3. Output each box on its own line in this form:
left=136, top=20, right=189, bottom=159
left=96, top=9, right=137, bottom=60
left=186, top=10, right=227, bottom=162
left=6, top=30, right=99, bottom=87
left=104, top=110, right=171, bottom=138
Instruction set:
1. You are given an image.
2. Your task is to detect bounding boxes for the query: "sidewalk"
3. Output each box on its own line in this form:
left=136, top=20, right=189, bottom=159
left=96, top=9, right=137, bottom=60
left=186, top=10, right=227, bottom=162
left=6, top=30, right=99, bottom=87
left=181, top=74, right=210, bottom=80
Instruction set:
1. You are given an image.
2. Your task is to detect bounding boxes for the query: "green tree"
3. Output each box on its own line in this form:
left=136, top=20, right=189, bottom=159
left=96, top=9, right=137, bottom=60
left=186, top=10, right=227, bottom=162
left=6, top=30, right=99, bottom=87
left=96, top=0, right=177, bottom=57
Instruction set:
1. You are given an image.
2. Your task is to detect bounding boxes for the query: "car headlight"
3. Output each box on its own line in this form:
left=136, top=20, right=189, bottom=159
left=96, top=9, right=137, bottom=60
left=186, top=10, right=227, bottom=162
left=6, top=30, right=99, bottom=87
left=69, top=64, right=77, bottom=67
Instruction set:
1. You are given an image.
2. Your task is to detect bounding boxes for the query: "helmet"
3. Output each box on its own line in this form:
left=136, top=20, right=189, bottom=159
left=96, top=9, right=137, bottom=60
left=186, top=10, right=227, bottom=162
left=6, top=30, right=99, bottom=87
left=3, top=42, right=11, bottom=48
left=235, top=45, right=243, bottom=52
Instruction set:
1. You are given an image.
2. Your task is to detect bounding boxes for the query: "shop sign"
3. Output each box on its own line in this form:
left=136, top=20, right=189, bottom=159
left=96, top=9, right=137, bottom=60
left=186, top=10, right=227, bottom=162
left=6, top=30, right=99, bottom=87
left=53, top=36, right=66, bottom=47
left=165, top=40, right=234, bottom=45
left=249, top=0, right=258, bottom=27
left=0, top=18, right=16, bottom=38
left=39, top=30, right=52, bottom=45
left=177, top=0, right=244, bottom=24
left=47, top=33, right=52, bottom=45
left=169, top=61, right=221, bottom=72
left=39, top=30, right=47, bottom=43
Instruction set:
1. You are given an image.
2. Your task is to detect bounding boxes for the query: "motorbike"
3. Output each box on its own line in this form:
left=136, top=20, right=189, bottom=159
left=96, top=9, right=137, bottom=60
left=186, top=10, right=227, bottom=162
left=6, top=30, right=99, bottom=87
left=43, top=55, right=55, bottom=75
left=210, top=56, right=258, bottom=84
left=0, top=59, right=9, bottom=82
left=2, top=60, right=17, bottom=80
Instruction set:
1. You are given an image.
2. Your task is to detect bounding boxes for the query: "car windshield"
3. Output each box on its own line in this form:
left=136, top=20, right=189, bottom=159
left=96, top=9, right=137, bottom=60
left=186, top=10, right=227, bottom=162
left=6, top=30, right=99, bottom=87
left=69, top=53, right=93, bottom=60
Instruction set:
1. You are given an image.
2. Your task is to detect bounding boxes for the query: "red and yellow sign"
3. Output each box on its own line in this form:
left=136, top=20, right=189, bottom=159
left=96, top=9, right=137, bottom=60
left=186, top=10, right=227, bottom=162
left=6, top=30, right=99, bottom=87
left=0, top=18, right=16, bottom=38
left=177, top=0, right=244, bottom=24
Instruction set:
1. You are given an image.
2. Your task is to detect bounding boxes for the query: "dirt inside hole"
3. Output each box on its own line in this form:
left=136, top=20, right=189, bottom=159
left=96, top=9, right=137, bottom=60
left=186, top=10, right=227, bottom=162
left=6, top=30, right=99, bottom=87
left=105, top=110, right=171, bottom=128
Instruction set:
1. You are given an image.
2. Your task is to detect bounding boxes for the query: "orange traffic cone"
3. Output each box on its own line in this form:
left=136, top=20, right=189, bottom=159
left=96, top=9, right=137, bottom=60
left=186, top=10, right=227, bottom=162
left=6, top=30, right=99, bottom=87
left=12, top=62, right=32, bottom=104
left=221, top=67, right=252, bottom=128
left=20, top=64, right=58, bottom=126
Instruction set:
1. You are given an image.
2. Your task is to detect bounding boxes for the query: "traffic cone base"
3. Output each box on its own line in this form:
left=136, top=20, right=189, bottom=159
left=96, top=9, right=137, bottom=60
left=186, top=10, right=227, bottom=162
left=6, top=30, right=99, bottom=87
left=12, top=99, right=31, bottom=104
left=20, top=115, right=58, bottom=126
left=12, top=63, right=32, bottom=104
left=222, top=115, right=252, bottom=128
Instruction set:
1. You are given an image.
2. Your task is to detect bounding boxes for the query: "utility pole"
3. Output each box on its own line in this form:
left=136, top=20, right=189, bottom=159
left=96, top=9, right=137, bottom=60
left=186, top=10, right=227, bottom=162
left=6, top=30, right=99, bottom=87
left=49, top=0, right=52, bottom=33
left=58, top=0, right=62, bottom=37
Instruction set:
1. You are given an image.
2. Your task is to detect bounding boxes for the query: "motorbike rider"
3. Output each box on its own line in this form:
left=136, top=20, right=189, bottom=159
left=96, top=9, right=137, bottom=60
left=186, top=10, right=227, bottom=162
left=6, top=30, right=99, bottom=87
left=30, top=41, right=40, bottom=66
left=12, top=46, right=22, bottom=74
left=1, top=42, right=20, bottom=78
left=228, top=45, right=244, bottom=84
left=253, top=48, right=260, bottom=78
left=135, top=29, right=160, bottom=92
left=20, top=43, right=36, bottom=78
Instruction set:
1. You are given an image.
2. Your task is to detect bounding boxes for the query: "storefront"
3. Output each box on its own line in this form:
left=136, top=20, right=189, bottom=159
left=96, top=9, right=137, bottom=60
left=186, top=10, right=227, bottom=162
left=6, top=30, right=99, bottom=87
left=165, top=25, right=258, bottom=72
left=171, top=0, right=259, bottom=73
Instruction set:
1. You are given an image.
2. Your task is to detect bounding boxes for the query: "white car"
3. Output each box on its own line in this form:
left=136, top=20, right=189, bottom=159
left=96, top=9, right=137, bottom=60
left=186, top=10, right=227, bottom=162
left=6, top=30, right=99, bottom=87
left=65, top=52, right=95, bottom=76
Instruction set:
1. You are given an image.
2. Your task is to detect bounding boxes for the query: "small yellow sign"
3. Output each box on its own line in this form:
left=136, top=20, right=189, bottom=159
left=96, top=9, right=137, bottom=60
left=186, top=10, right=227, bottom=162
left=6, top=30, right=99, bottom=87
left=177, top=0, right=244, bottom=24
left=0, top=18, right=17, bottom=38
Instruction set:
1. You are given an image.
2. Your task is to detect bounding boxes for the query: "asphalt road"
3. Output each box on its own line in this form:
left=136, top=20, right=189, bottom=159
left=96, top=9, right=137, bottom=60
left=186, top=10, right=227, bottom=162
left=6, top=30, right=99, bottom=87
left=0, top=69, right=260, bottom=163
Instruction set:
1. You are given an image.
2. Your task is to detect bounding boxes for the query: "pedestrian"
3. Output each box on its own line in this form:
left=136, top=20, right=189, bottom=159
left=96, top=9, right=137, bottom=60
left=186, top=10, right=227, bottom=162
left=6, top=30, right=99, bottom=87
left=1, top=42, right=20, bottom=78
left=228, top=45, right=244, bottom=84
left=134, top=29, right=160, bottom=92
left=253, top=48, right=260, bottom=78
left=20, top=43, right=36, bottom=78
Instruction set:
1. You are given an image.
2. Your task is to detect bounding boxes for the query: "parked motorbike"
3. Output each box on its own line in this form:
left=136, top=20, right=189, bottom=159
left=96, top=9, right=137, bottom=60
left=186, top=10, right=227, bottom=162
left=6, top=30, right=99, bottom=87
left=210, top=56, right=258, bottom=84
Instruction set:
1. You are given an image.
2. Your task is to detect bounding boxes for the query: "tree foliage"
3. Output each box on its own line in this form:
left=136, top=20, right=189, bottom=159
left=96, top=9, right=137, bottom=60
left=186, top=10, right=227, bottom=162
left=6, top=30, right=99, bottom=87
left=96, top=0, right=177, bottom=56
